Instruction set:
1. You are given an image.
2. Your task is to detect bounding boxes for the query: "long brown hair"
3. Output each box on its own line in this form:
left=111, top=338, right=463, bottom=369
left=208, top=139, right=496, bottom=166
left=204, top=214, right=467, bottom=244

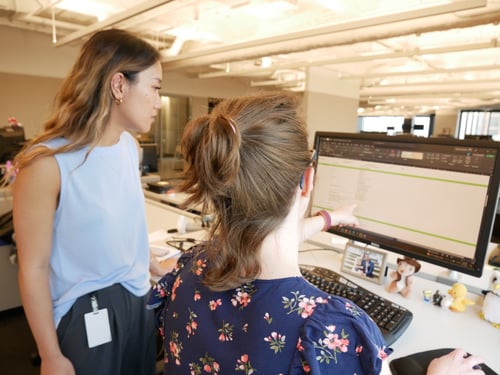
left=7, top=29, right=160, bottom=177
left=180, top=92, right=310, bottom=291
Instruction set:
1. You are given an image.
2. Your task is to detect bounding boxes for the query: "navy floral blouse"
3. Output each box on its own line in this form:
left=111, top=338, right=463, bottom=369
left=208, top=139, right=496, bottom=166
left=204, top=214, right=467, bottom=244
left=147, top=245, right=392, bottom=375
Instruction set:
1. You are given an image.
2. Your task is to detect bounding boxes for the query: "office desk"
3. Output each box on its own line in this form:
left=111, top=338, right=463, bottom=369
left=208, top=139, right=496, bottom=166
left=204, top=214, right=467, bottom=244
left=298, top=246, right=500, bottom=374
left=145, top=198, right=500, bottom=374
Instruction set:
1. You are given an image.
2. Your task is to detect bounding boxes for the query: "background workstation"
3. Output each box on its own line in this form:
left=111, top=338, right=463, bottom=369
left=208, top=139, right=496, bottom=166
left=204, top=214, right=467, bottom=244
left=144, top=191, right=500, bottom=375
left=141, top=125, right=500, bottom=373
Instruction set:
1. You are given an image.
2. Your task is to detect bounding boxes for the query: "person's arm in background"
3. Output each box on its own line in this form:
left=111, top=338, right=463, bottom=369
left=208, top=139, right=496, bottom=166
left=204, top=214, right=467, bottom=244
left=13, top=154, right=75, bottom=375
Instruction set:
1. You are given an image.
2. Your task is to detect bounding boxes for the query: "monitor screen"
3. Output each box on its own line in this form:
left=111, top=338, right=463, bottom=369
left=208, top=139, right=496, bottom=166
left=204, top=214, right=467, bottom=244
left=311, top=132, right=500, bottom=277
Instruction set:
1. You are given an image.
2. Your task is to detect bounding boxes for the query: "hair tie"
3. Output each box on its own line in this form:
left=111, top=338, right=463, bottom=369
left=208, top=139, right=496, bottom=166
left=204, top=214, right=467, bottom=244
left=227, top=118, right=237, bottom=134
left=216, top=114, right=237, bottom=134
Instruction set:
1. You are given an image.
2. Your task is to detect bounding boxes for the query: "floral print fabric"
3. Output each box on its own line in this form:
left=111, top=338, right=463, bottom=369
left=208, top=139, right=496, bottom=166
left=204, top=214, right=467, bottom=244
left=147, top=245, right=391, bottom=375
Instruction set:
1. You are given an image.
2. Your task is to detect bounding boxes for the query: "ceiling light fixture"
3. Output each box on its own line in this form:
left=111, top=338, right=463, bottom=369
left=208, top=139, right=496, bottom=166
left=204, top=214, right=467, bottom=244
left=239, top=0, right=298, bottom=17
left=54, top=0, right=118, bottom=21
left=315, top=0, right=344, bottom=13
left=255, top=57, right=273, bottom=68
left=165, top=26, right=218, bottom=42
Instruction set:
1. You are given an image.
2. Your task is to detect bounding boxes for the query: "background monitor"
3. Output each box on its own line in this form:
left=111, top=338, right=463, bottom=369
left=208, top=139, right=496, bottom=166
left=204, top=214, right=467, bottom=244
left=140, top=143, right=159, bottom=174
left=311, top=132, right=500, bottom=277
left=0, top=126, right=25, bottom=163
left=464, top=135, right=493, bottom=141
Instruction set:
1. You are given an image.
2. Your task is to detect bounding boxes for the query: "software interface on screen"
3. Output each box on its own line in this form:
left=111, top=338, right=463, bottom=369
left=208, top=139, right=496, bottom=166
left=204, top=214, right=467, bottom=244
left=311, top=132, right=500, bottom=277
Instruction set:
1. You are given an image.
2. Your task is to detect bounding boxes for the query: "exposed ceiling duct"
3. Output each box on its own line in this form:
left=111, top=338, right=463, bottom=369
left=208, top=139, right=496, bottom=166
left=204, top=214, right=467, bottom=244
left=1, top=0, right=500, bottom=116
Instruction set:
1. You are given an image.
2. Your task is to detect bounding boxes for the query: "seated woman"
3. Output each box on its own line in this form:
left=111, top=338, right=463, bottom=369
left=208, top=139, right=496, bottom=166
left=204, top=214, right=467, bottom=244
left=148, top=92, right=485, bottom=375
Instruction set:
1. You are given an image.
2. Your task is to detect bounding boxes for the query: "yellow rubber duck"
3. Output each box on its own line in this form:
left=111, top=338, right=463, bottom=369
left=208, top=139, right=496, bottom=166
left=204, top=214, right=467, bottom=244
left=448, top=283, right=475, bottom=312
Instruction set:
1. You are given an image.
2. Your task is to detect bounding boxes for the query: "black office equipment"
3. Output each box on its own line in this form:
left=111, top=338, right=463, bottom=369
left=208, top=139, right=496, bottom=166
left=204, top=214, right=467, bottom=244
left=311, top=132, right=500, bottom=278
left=300, top=264, right=412, bottom=346
left=489, top=198, right=500, bottom=244
left=464, top=134, right=493, bottom=141
left=489, top=199, right=500, bottom=267
left=0, top=126, right=25, bottom=163
left=147, top=180, right=174, bottom=194
left=141, top=143, right=159, bottom=173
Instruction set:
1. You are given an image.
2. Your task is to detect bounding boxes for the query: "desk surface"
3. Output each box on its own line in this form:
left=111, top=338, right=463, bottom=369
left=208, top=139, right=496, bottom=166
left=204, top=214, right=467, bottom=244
left=299, top=246, right=500, bottom=374
left=145, top=199, right=500, bottom=374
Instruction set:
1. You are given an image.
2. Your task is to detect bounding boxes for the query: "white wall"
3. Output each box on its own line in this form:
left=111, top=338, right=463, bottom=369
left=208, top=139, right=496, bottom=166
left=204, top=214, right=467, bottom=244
left=0, top=72, right=62, bottom=138
left=433, top=109, right=459, bottom=137
left=0, top=26, right=258, bottom=137
left=304, top=67, right=360, bottom=146
left=0, top=26, right=80, bottom=79
left=0, top=26, right=256, bottom=98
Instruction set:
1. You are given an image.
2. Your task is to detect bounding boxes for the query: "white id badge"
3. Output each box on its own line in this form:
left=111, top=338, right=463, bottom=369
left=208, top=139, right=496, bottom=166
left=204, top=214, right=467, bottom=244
left=84, top=296, right=112, bottom=348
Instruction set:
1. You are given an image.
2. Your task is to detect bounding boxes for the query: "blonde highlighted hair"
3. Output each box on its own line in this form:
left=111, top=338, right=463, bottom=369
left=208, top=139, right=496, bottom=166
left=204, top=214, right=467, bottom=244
left=5, top=29, right=159, bottom=181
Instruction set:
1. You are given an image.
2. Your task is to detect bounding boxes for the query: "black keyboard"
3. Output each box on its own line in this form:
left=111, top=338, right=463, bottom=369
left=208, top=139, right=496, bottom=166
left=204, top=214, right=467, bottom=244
left=300, top=264, right=412, bottom=346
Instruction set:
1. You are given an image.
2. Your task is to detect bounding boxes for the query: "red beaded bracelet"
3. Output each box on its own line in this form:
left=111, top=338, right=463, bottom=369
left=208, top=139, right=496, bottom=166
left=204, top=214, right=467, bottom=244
left=315, top=210, right=332, bottom=231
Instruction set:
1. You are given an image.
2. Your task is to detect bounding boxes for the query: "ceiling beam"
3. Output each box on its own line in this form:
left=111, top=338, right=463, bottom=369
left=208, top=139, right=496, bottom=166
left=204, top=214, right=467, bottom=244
left=54, top=0, right=175, bottom=47
left=361, top=80, right=500, bottom=97
left=197, top=38, right=500, bottom=79
left=161, top=0, right=489, bottom=69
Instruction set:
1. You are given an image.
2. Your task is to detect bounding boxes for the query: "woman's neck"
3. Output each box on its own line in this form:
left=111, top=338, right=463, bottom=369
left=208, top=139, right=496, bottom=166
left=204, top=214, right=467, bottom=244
left=258, top=203, right=302, bottom=280
left=98, top=129, right=122, bottom=146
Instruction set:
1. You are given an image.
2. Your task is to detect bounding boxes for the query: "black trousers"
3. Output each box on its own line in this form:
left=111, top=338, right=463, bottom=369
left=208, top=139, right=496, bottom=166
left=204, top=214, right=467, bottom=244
left=57, top=284, right=156, bottom=375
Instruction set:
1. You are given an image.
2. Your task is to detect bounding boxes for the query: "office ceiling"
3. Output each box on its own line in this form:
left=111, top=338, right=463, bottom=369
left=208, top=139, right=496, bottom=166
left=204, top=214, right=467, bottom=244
left=2, top=0, right=500, bottom=116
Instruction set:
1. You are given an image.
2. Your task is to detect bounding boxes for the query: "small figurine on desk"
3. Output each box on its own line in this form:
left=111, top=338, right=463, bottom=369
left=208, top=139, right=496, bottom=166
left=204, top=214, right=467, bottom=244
left=386, top=256, right=421, bottom=298
left=480, top=270, right=500, bottom=328
left=431, top=289, right=453, bottom=310
left=422, top=289, right=433, bottom=302
left=448, top=282, right=475, bottom=312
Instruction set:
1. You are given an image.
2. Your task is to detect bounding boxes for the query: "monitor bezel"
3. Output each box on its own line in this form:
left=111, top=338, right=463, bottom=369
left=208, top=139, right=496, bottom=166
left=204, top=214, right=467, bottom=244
left=311, top=131, right=500, bottom=277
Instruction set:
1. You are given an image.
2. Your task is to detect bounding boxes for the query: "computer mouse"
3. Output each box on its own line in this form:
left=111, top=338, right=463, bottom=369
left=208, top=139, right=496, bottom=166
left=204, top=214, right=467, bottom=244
left=389, top=348, right=498, bottom=375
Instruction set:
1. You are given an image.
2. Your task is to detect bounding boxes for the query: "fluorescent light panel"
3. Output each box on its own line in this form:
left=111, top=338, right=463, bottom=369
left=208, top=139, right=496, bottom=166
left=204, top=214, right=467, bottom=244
left=54, top=0, right=121, bottom=21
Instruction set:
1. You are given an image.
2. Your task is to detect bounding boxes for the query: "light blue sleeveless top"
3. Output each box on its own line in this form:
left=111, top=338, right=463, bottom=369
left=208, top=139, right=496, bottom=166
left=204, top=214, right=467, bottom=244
left=42, top=132, right=150, bottom=327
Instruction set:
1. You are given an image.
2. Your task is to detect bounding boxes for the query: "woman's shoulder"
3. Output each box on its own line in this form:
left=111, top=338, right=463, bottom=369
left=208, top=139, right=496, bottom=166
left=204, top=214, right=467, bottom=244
left=147, top=245, right=204, bottom=309
left=298, top=295, right=390, bottom=374
left=121, top=131, right=139, bottom=149
left=38, top=137, right=68, bottom=149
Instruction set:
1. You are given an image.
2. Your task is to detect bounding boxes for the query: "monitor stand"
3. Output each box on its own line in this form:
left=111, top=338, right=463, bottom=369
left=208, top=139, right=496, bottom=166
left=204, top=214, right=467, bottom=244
left=436, top=269, right=461, bottom=286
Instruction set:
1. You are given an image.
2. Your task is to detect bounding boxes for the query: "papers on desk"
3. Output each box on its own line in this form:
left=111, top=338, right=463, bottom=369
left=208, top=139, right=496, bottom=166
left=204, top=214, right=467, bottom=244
left=148, top=229, right=181, bottom=262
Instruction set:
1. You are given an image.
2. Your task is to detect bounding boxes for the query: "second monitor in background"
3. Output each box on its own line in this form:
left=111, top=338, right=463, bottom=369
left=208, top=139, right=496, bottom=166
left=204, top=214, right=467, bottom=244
left=141, top=143, right=158, bottom=174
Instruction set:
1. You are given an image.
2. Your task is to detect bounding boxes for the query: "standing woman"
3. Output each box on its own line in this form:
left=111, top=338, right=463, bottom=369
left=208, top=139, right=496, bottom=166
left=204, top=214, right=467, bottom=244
left=9, top=29, right=162, bottom=375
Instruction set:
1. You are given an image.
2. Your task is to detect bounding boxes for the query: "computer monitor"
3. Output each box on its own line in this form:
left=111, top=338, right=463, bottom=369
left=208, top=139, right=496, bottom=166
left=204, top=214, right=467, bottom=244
left=311, top=131, right=500, bottom=277
left=464, top=135, right=493, bottom=141
left=0, top=126, right=25, bottom=163
left=140, top=143, right=159, bottom=174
